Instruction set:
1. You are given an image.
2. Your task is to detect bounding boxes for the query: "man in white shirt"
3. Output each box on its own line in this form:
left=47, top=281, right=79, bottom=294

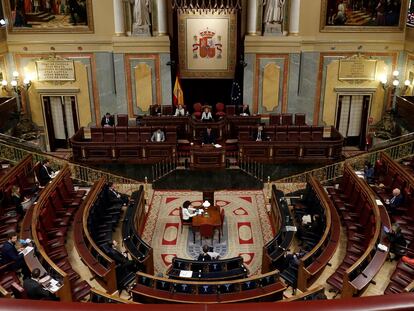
left=151, top=128, right=165, bottom=142
left=174, top=104, right=186, bottom=116
left=182, top=200, right=197, bottom=223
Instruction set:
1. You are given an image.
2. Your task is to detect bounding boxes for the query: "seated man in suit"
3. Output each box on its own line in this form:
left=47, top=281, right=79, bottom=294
left=387, top=188, right=404, bottom=214
left=38, top=159, right=56, bottom=187
left=181, top=200, right=197, bottom=223
left=198, top=245, right=212, bottom=261
left=151, top=104, right=162, bottom=116
left=385, top=223, right=407, bottom=260
left=23, top=268, right=59, bottom=301
left=151, top=128, right=165, bottom=142
left=239, top=104, right=250, bottom=116
left=202, top=127, right=216, bottom=145
left=1, top=232, right=30, bottom=278
left=107, top=182, right=129, bottom=206
left=101, top=112, right=114, bottom=127
left=252, top=124, right=264, bottom=141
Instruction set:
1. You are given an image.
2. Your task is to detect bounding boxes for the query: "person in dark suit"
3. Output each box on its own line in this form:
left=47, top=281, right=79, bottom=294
left=239, top=104, right=250, bottom=116
left=386, top=223, right=407, bottom=260
left=197, top=245, right=212, bottom=261
left=151, top=104, right=162, bottom=116
left=0, top=232, right=30, bottom=278
left=252, top=124, right=264, bottom=141
left=101, top=112, right=114, bottom=127
left=106, top=182, right=129, bottom=206
left=38, top=159, right=55, bottom=187
left=387, top=188, right=404, bottom=214
left=10, top=185, right=25, bottom=216
left=202, top=127, right=216, bottom=145
left=23, top=268, right=59, bottom=301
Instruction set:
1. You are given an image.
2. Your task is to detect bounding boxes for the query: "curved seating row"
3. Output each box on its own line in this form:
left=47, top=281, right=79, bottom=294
left=167, top=256, right=248, bottom=281
left=238, top=125, right=324, bottom=142
left=262, top=185, right=294, bottom=273
left=131, top=270, right=285, bottom=303
left=89, top=288, right=138, bottom=304
left=326, top=163, right=389, bottom=298
left=73, top=177, right=117, bottom=293
left=31, top=165, right=90, bottom=302
left=122, top=187, right=154, bottom=274
left=296, top=176, right=340, bottom=292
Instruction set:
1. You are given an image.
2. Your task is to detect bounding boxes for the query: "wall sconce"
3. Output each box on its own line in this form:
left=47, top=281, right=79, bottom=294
left=380, top=71, right=400, bottom=90
left=2, top=71, right=32, bottom=95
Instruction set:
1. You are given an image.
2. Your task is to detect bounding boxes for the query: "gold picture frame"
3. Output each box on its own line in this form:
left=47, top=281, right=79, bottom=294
left=3, top=0, right=94, bottom=33
left=178, top=11, right=237, bottom=79
left=320, top=0, right=407, bottom=32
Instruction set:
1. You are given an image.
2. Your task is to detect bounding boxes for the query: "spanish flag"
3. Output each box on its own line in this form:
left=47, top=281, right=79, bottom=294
left=173, top=75, right=184, bottom=107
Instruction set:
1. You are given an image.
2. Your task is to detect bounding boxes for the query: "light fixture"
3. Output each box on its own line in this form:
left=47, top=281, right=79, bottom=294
left=393, top=70, right=399, bottom=77
left=405, top=79, right=411, bottom=86
left=392, top=80, right=399, bottom=86
left=1, top=71, right=32, bottom=94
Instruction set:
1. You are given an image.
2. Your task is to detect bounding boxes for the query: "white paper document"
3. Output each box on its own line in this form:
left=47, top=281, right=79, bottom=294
left=179, top=270, right=193, bottom=278
left=285, top=226, right=297, bottom=232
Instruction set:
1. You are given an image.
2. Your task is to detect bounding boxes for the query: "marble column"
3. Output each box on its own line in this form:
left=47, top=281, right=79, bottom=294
left=247, top=0, right=262, bottom=35
left=289, top=0, right=300, bottom=35
left=113, top=0, right=125, bottom=36
left=153, top=0, right=168, bottom=36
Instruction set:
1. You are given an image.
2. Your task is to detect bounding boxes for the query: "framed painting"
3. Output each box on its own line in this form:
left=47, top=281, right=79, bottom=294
left=178, top=11, right=237, bottom=79
left=3, top=0, right=94, bottom=33
left=320, top=0, right=407, bottom=32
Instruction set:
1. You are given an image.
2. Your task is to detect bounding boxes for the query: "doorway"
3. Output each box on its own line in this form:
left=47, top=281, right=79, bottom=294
left=42, top=95, right=79, bottom=151
left=335, top=94, right=371, bottom=149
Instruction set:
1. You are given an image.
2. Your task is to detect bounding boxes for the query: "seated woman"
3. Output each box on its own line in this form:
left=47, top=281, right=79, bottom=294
left=174, top=104, right=186, bottom=117
left=11, top=185, right=29, bottom=216
left=182, top=200, right=197, bottom=223
left=201, top=106, right=213, bottom=122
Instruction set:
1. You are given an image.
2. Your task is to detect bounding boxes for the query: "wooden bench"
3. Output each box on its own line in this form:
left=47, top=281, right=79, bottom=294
left=122, top=186, right=154, bottom=274
left=131, top=270, right=286, bottom=303
left=262, top=185, right=294, bottom=273
left=73, top=177, right=117, bottom=293
left=297, top=176, right=340, bottom=292
left=89, top=288, right=139, bottom=304
left=326, top=163, right=387, bottom=298
left=282, top=285, right=326, bottom=302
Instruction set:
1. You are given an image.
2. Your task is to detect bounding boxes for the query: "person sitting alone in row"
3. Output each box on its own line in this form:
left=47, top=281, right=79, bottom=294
left=239, top=104, right=250, bottom=116
left=202, top=127, right=216, bottom=145
left=101, top=112, right=114, bottom=127
left=23, top=268, right=59, bottom=301
left=107, top=182, right=129, bottom=206
left=198, top=245, right=212, bottom=261
left=174, top=104, right=186, bottom=117
left=364, top=161, right=375, bottom=184
left=182, top=200, right=197, bottom=223
left=201, top=106, right=213, bottom=122
left=0, top=232, right=30, bottom=279
left=385, top=223, right=407, bottom=261
left=151, top=128, right=165, bottom=142
left=151, top=104, right=162, bottom=116
left=253, top=124, right=264, bottom=142
left=38, top=159, right=56, bottom=187
left=386, top=188, right=404, bottom=215
left=11, top=185, right=30, bottom=217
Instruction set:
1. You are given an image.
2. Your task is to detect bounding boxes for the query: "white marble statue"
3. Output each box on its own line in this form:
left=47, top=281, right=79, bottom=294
left=263, top=0, right=286, bottom=24
left=130, top=0, right=151, bottom=26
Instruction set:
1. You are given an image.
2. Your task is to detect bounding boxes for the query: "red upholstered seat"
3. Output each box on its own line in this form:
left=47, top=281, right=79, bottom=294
left=116, top=126, right=128, bottom=142
left=193, top=103, right=202, bottom=119
left=294, top=113, right=306, bottom=125
left=216, top=102, right=226, bottom=117
left=199, top=223, right=215, bottom=245
left=275, top=126, right=288, bottom=141
left=90, top=126, right=103, bottom=142
left=269, top=114, right=281, bottom=125
left=116, top=114, right=128, bottom=126
left=103, top=127, right=115, bottom=142
left=281, top=113, right=293, bottom=126
left=225, top=105, right=236, bottom=116
left=127, top=127, right=140, bottom=142
left=162, top=105, right=173, bottom=115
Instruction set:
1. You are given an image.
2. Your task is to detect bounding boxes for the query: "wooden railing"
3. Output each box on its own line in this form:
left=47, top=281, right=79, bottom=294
left=297, top=176, right=340, bottom=292
left=89, top=288, right=138, bottom=304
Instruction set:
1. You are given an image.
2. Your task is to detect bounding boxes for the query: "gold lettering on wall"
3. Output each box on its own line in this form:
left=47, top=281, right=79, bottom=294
left=262, top=63, right=280, bottom=112
left=36, top=60, right=76, bottom=81
left=338, top=59, right=377, bottom=81
left=134, top=63, right=153, bottom=112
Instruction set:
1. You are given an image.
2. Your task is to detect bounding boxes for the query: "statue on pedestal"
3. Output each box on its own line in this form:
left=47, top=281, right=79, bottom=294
left=263, top=0, right=289, bottom=36
left=128, top=0, right=152, bottom=36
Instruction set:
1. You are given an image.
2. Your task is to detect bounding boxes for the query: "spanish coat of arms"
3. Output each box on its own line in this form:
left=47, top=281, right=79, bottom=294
left=192, top=28, right=223, bottom=59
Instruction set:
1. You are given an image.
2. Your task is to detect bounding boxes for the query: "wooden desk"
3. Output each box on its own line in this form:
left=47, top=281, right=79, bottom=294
left=191, top=206, right=221, bottom=228
left=189, top=145, right=225, bottom=170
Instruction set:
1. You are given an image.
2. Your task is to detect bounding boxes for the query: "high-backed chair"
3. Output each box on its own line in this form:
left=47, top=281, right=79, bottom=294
left=127, top=127, right=140, bottom=142
left=287, top=126, right=300, bottom=141
left=281, top=113, right=293, bottom=126
left=103, top=127, right=115, bottom=142
left=193, top=103, right=202, bottom=119
left=294, top=113, right=306, bottom=126
left=116, top=126, right=128, bottom=142
left=140, top=126, right=152, bottom=142
left=263, top=126, right=276, bottom=141
left=199, top=223, right=215, bottom=245
left=165, top=126, right=177, bottom=142
left=237, top=125, right=250, bottom=141
left=300, top=126, right=312, bottom=141
left=226, top=105, right=236, bottom=116
left=269, top=114, right=281, bottom=126
left=203, top=191, right=214, bottom=205
left=162, top=105, right=173, bottom=116
left=90, top=127, right=103, bottom=142
left=275, top=125, right=288, bottom=141
left=215, top=102, right=226, bottom=118
left=311, top=126, right=324, bottom=141
left=117, top=114, right=128, bottom=127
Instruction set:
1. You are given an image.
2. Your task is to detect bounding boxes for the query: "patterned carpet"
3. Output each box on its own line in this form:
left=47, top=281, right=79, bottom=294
left=141, top=190, right=274, bottom=276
